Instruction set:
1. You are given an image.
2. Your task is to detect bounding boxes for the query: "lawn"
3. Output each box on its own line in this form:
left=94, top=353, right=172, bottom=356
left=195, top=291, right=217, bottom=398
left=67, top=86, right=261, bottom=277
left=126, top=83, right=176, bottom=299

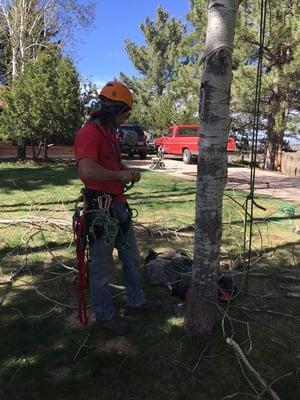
left=0, top=161, right=299, bottom=400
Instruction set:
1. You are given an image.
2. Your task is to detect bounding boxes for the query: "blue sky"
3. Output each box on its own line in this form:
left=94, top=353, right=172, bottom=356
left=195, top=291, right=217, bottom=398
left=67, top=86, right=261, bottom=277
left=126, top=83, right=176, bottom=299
left=76, top=0, right=191, bottom=89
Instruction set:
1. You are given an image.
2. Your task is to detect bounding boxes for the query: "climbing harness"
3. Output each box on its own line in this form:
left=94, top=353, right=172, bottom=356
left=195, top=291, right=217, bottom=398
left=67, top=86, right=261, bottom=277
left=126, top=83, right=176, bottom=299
left=73, top=182, right=137, bottom=326
left=88, top=193, right=119, bottom=246
left=73, top=189, right=89, bottom=326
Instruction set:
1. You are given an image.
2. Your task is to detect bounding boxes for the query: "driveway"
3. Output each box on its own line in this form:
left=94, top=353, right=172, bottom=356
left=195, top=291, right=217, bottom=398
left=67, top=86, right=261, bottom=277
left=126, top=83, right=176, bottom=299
left=125, top=157, right=300, bottom=203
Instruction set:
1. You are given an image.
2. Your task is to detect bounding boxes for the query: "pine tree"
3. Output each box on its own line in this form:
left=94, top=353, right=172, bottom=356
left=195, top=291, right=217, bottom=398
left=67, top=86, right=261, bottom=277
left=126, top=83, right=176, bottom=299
left=232, top=0, right=300, bottom=170
left=120, top=6, right=187, bottom=130
left=0, top=50, right=82, bottom=159
left=0, top=0, right=94, bottom=158
left=0, top=27, right=10, bottom=84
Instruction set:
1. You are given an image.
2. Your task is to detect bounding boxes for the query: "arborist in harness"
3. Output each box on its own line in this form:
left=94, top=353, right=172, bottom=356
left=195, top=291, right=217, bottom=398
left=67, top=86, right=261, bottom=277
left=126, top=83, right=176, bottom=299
left=74, top=81, right=160, bottom=334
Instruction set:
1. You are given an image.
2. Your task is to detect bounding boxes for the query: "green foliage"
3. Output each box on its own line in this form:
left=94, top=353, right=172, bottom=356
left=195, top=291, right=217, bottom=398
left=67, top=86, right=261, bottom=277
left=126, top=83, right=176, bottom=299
left=123, top=0, right=299, bottom=163
left=0, top=0, right=95, bottom=82
left=121, top=6, right=190, bottom=131
left=0, top=28, right=11, bottom=85
left=231, top=0, right=300, bottom=167
left=0, top=50, right=82, bottom=144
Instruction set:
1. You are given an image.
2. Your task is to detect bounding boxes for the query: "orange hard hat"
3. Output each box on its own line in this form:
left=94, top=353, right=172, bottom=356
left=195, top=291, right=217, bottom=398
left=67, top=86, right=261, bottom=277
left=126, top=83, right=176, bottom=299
left=99, top=81, right=133, bottom=109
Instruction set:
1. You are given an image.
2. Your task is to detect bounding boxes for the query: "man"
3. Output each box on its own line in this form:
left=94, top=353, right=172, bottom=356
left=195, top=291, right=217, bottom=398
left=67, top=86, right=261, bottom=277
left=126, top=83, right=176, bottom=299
left=74, top=81, right=158, bottom=334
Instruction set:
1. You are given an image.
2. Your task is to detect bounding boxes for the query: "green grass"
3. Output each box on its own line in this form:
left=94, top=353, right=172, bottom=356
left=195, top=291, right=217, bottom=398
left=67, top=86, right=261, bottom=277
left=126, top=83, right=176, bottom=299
left=0, top=161, right=300, bottom=400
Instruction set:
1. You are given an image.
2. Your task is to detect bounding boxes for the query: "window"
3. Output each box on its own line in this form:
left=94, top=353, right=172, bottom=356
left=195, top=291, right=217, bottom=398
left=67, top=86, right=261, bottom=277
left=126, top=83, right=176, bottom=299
left=178, top=128, right=200, bottom=137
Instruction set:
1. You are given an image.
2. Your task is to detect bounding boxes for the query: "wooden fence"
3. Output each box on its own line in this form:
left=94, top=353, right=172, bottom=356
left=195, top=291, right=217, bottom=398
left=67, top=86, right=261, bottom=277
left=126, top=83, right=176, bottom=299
left=0, top=141, right=74, bottom=159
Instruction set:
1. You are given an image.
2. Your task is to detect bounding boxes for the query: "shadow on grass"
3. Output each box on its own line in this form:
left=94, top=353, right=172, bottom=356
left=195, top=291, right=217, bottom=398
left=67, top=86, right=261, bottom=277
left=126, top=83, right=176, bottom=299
left=1, top=266, right=299, bottom=400
left=0, top=164, right=78, bottom=193
left=1, top=199, right=77, bottom=210
left=0, top=240, right=72, bottom=259
left=0, top=163, right=299, bottom=399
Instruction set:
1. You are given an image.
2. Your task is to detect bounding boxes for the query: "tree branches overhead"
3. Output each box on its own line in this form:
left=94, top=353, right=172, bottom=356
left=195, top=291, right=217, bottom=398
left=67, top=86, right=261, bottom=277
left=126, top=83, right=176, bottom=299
left=0, top=0, right=95, bottom=82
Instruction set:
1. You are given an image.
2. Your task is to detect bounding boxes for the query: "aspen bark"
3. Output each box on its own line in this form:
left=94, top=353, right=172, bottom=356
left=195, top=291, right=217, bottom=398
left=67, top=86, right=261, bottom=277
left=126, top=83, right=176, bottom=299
left=185, top=0, right=240, bottom=334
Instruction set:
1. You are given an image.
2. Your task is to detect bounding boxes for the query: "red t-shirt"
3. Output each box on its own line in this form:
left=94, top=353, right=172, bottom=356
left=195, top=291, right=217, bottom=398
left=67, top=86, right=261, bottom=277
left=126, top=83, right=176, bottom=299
left=74, top=122, right=126, bottom=202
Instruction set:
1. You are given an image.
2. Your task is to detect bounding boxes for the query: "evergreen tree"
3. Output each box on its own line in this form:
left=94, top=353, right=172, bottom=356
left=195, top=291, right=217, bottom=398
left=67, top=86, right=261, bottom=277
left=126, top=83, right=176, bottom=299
left=120, top=6, right=187, bottom=130
left=0, top=27, right=10, bottom=84
left=0, top=0, right=95, bottom=81
left=0, top=0, right=94, bottom=158
left=232, top=0, right=300, bottom=170
left=0, top=50, right=82, bottom=159
left=170, top=0, right=207, bottom=123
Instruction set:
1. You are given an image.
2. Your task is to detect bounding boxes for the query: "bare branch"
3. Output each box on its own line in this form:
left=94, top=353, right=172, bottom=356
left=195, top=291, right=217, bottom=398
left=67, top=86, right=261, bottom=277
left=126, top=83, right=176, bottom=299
left=226, top=337, right=282, bottom=400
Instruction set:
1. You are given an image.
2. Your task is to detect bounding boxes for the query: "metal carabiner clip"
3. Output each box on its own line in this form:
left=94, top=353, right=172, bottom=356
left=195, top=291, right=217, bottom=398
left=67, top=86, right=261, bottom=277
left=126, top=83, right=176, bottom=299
left=97, top=193, right=112, bottom=210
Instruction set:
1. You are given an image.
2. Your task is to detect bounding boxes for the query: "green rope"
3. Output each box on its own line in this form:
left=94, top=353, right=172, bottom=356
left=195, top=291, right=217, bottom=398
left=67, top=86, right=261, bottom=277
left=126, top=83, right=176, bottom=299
left=242, top=0, right=268, bottom=296
left=267, top=203, right=296, bottom=226
left=88, top=209, right=119, bottom=246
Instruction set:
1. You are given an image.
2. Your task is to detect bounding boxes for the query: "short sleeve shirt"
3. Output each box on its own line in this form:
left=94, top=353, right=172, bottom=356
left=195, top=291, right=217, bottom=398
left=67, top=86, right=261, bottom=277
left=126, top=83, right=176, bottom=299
left=74, top=122, right=126, bottom=202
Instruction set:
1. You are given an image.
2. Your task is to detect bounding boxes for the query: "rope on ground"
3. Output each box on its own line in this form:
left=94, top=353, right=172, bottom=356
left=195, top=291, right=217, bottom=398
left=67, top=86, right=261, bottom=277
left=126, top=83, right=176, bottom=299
left=267, top=203, right=296, bottom=227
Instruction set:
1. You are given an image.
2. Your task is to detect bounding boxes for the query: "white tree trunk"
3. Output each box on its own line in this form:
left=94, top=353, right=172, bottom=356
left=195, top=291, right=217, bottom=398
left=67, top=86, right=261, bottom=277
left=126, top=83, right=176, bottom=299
left=185, top=0, right=240, bottom=334
left=0, top=0, right=94, bottom=81
left=11, top=47, right=17, bottom=80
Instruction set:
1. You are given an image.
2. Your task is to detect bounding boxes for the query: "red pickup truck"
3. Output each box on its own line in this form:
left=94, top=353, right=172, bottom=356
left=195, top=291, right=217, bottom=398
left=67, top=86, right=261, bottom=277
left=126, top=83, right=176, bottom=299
left=154, top=124, right=236, bottom=164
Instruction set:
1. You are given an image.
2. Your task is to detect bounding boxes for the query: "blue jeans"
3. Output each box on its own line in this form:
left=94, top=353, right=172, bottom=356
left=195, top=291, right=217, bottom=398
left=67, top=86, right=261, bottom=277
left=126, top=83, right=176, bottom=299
left=88, top=202, right=145, bottom=321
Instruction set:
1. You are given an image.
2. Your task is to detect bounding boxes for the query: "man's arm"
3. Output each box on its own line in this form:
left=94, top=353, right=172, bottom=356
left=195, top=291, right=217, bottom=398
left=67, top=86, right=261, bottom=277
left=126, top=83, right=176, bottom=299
left=78, top=158, right=137, bottom=183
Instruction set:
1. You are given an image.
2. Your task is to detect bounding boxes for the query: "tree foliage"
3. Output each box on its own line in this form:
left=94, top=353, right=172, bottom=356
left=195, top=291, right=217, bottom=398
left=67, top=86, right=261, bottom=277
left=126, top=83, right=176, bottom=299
left=122, top=0, right=299, bottom=167
left=0, top=0, right=95, bottom=82
left=120, top=6, right=191, bottom=131
left=0, top=0, right=94, bottom=158
left=0, top=25, right=10, bottom=84
left=231, top=0, right=300, bottom=169
left=0, top=49, right=82, bottom=158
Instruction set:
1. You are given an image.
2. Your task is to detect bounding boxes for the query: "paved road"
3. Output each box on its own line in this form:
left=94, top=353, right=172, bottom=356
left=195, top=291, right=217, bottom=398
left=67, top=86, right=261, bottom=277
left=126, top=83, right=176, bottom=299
left=125, top=157, right=300, bottom=203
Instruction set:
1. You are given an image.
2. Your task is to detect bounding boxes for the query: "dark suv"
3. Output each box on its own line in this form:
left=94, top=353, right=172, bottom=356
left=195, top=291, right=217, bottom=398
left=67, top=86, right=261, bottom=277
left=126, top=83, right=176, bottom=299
left=117, top=124, right=147, bottom=159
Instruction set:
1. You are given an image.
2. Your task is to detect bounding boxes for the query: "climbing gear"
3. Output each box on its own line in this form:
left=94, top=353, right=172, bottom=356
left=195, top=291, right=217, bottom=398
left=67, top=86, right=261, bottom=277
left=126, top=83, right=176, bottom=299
left=73, top=189, right=89, bottom=326
left=242, top=0, right=268, bottom=295
left=144, top=250, right=238, bottom=302
left=99, top=81, right=133, bottom=109
left=268, top=203, right=296, bottom=226
left=84, top=189, right=128, bottom=246
left=73, top=187, right=138, bottom=325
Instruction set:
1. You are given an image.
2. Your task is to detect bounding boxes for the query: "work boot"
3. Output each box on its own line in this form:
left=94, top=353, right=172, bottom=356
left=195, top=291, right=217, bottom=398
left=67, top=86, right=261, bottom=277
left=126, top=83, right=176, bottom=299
left=96, top=317, right=130, bottom=335
left=125, top=299, right=162, bottom=316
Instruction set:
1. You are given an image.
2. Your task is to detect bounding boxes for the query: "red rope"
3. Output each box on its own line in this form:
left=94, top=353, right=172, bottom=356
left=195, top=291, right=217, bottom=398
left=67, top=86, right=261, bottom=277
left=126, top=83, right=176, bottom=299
left=74, top=214, right=89, bottom=326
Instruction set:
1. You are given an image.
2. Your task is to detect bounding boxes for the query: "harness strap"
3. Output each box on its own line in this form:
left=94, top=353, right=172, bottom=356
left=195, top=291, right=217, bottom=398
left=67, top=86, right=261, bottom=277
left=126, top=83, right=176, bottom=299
left=73, top=187, right=137, bottom=326
left=74, top=209, right=89, bottom=326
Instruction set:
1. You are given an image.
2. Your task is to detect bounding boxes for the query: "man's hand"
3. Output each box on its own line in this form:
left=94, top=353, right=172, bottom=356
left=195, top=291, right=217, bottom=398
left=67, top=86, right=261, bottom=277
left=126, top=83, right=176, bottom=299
left=119, top=170, right=141, bottom=183
left=130, top=171, right=141, bottom=183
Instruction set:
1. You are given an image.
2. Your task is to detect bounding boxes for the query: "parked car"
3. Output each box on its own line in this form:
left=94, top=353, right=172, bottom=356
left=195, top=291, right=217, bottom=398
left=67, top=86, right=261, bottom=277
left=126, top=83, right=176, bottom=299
left=117, top=124, right=147, bottom=159
left=154, top=124, right=236, bottom=164
left=144, top=131, right=157, bottom=154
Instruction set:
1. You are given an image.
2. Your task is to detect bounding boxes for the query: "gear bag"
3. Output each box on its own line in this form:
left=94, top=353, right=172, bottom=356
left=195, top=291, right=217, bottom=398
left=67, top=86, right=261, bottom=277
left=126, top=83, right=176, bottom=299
left=144, top=249, right=238, bottom=301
